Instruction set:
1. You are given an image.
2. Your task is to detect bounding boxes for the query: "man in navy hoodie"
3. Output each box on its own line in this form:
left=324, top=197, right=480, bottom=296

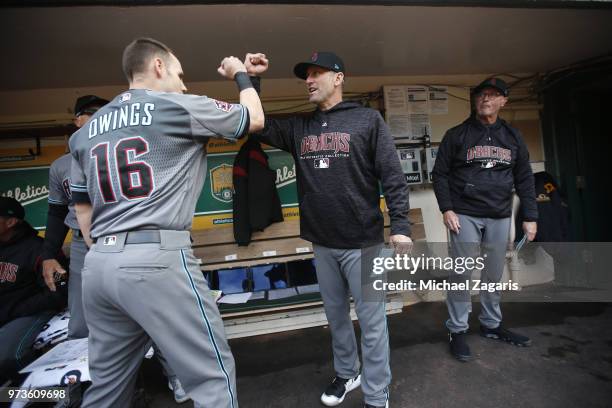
left=245, top=52, right=411, bottom=408
left=0, top=197, right=67, bottom=383
left=432, top=78, right=538, bottom=362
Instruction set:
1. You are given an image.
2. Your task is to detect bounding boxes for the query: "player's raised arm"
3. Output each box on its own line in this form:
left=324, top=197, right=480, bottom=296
left=241, top=53, right=297, bottom=154
left=217, top=56, right=264, bottom=133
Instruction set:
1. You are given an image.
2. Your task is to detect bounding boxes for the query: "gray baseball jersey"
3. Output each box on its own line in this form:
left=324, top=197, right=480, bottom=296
left=48, top=153, right=79, bottom=229
left=69, top=89, right=248, bottom=238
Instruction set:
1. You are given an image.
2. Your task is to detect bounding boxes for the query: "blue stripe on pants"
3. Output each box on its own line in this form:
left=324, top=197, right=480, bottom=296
left=179, top=249, right=235, bottom=408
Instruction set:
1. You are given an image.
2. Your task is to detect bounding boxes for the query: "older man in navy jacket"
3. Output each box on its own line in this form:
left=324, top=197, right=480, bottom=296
left=433, top=78, right=538, bottom=362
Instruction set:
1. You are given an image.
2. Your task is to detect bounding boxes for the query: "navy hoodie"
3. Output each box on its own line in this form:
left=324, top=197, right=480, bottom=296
left=432, top=115, right=538, bottom=221
left=0, top=222, right=67, bottom=326
left=255, top=100, right=410, bottom=249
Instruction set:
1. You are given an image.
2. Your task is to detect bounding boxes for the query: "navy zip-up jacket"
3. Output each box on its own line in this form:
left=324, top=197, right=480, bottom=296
left=255, top=101, right=410, bottom=249
left=432, top=115, right=538, bottom=221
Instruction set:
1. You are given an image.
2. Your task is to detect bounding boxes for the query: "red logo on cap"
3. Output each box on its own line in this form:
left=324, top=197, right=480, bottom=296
left=491, top=78, right=497, bottom=85
left=311, top=52, right=318, bottom=62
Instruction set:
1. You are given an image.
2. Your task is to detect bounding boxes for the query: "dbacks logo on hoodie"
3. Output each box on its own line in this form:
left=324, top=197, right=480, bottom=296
left=300, top=132, right=351, bottom=167
left=0, top=262, right=18, bottom=283
left=466, top=145, right=512, bottom=168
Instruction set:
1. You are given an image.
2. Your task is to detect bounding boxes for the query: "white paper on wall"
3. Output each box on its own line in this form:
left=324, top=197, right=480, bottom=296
left=383, top=86, right=408, bottom=112
left=406, top=86, right=429, bottom=114
left=387, top=113, right=412, bottom=138
left=410, top=114, right=431, bottom=139
left=429, top=86, right=449, bottom=115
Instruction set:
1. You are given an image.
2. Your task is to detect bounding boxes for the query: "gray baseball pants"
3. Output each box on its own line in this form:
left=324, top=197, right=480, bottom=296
left=313, top=243, right=390, bottom=407
left=446, top=214, right=510, bottom=333
left=67, top=233, right=88, bottom=339
left=68, top=233, right=177, bottom=381
left=81, top=230, right=237, bottom=408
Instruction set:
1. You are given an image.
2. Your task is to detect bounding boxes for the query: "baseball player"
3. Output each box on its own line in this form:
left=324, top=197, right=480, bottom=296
left=45, top=96, right=189, bottom=404
left=246, top=52, right=411, bottom=408
left=42, top=94, right=108, bottom=339
left=69, top=37, right=264, bottom=408
left=432, top=78, right=538, bottom=362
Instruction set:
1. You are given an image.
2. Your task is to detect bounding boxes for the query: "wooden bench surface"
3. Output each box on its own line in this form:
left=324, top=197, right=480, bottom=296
left=193, top=208, right=425, bottom=271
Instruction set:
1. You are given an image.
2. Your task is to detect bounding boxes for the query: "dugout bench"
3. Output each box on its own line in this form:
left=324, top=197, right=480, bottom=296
left=192, top=208, right=425, bottom=339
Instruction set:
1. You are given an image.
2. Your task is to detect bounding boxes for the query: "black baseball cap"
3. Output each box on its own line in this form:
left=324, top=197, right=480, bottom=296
left=473, top=78, right=509, bottom=97
left=293, top=52, right=345, bottom=80
left=74, top=95, right=109, bottom=117
left=0, top=197, right=25, bottom=219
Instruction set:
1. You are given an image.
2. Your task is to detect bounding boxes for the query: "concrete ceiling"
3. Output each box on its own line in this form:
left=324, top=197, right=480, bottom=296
left=1, top=4, right=611, bottom=90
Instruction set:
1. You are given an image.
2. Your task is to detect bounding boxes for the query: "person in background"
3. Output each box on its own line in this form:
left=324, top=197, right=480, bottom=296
left=0, top=197, right=67, bottom=383
left=432, top=77, right=538, bottom=362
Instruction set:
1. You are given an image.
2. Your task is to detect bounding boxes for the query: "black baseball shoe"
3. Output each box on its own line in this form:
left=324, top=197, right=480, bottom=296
left=480, top=325, right=532, bottom=347
left=449, top=330, right=472, bottom=362
left=320, top=374, right=361, bottom=406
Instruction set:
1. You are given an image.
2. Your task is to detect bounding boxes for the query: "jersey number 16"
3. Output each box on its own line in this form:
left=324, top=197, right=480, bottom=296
left=90, top=136, right=155, bottom=203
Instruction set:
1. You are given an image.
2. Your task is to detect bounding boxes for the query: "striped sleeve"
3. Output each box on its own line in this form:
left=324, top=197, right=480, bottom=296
left=48, top=160, right=69, bottom=206
left=70, top=155, right=90, bottom=203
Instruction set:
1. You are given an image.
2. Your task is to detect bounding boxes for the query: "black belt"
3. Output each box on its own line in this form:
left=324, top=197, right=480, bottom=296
left=125, top=230, right=161, bottom=244
left=93, top=230, right=162, bottom=244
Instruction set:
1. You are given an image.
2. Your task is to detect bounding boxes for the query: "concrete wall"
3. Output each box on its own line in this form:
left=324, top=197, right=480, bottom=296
left=0, top=72, right=544, bottom=162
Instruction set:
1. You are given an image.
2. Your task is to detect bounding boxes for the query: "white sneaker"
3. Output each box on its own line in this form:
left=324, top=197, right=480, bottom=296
left=320, top=374, right=361, bottom=406
left=168, top=376, right=190, bottom=404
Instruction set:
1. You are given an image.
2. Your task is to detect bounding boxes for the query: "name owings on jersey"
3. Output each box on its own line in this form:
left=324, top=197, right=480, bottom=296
left=88, top=103, right=155, bottom=139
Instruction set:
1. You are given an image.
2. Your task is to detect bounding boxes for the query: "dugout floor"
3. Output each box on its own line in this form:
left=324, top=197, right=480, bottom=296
left=142, top=301, right=612, bottom=408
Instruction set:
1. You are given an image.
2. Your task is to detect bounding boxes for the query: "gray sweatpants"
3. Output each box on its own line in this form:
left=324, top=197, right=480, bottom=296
left=81, top=230, right=237, bottom=408
left=67, top=234, right=88, bottom=339
left=446, top=214, right=510, bottom=333
left=314, top=244, right=390, bottom=407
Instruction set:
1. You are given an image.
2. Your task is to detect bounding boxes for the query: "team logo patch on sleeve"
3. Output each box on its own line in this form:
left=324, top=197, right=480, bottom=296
left=213, top=100, right=234, bottom=112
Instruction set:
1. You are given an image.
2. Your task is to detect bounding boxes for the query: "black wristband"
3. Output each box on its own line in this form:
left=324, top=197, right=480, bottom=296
left=235, top=72, right=253, bottom=92
left=42, top=208, right=69, bottom=261
left=249, top=76, right=261, bottom=94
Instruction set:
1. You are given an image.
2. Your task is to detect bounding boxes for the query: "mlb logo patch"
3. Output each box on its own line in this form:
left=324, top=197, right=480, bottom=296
left=103, top=235, right=117, bottom=246
left=481, top=161, right=497, bottom=169
left=214, top=100, right=233, bottom=112
left=311, top=52, right=318, bottom=62
left=314, top=158, right=329, bottom=169
left=120, top=93, right=131, bottom=103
